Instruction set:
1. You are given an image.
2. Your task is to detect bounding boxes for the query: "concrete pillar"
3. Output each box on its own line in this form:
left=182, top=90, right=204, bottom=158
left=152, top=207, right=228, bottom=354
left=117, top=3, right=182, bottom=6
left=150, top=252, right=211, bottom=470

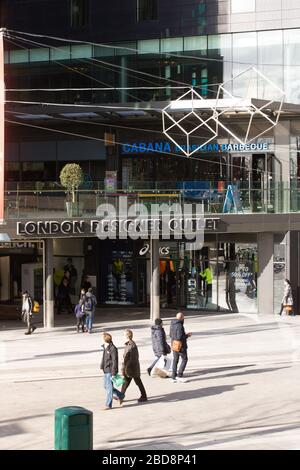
left=44, top=238, right=54, bottom=328
left=274, top=120, right=290, bottom=212
left=257, top=232, right=274, bottom=314
left=150, top=238, right=160, bottom=321
left=285, top=231, right=300, bottom=315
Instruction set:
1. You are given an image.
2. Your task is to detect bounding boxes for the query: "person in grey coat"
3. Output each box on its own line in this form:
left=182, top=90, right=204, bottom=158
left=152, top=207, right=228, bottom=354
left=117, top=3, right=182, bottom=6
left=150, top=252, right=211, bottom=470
left=121, top=329, right=147, bottom=403
left=147, top=318, right=171, bottom=376
left=279, top=279, right=294, bottom=315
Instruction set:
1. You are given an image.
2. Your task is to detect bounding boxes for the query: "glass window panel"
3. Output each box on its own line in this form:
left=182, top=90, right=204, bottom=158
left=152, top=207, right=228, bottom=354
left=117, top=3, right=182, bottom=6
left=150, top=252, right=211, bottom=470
left=208, top=34, right=232, bottom=93
left=274, top=241, right=285, bottom=314
left=184, top=36, right=207, bottom=54
left=71, top=44, right=92, bottom=59
left=231, top=0, right=255, bottom=13
left=161, top=37, right=183, bottom=53
left=30, top=48, right=50, bottom=62
left=94, top=45, right=115, bottom=58
left=257, top=30, right=283, bottom=100
left=284, top=29, right=300, bottom=65
left=137, top=39, right=160, bottom=54
left=50, top=46, right=71, bottom=61
left=10, top=49, right=29, bottom=64
left=71, top=0, right=90, bottom=28
left=232, top=32, right=257, bottom=97
left=115, top=42, right=136, bottom=56
left=137, top=0, right=159, bottom=22
left=284, top=29, right=300, bottom=102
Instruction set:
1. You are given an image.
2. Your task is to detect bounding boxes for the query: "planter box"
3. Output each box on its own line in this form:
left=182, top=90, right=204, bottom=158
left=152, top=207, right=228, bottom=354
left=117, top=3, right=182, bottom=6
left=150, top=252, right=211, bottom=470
left=65, top=202, right=83, bottom=217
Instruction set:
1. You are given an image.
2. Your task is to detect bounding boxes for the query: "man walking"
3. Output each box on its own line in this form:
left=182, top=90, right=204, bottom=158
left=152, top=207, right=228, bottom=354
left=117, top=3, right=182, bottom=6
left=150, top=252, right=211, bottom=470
left=100, top=332, right=124, bottom=410
left=22, top=291, right=36, bottom=335
left=121, top=329, right=148, bottom=403
left=170, top=312, right=192, bottom=383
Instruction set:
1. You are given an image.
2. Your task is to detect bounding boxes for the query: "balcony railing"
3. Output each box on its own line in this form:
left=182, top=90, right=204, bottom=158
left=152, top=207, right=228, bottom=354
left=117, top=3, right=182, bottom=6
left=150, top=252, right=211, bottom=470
left=4, top=181, right=297, bottom=219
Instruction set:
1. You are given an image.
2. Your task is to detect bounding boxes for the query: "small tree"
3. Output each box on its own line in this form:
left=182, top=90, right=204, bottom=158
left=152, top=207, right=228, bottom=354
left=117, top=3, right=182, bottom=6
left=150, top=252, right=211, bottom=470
left=60, top=163, right=84, bottom=203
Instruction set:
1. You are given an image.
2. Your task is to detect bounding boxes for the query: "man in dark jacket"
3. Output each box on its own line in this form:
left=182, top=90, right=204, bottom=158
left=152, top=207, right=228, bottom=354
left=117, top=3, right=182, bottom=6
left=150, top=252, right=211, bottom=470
left=147, top=318, right=171, bottom=376
left=100, top=332, right=124, bottom=409
left=121, top=329, right=148, bottom=403
left=170, top=312, right=192, bottom=383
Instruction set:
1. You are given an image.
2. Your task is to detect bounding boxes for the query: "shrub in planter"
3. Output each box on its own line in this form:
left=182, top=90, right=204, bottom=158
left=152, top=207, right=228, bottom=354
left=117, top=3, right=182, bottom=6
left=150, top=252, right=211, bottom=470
left=59, top=163, right=84, bottom=204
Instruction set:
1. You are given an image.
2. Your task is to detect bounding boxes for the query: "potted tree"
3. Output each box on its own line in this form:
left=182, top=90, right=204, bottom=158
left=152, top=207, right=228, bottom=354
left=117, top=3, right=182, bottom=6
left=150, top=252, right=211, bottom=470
left=59, top=163, right=84, bottom=217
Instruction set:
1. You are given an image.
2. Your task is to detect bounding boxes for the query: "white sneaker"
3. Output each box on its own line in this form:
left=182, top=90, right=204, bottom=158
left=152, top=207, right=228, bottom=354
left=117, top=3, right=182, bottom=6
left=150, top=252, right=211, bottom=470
left=177, top=377, right=188, bottom=383
left=171, top=378, right=177, bottom=383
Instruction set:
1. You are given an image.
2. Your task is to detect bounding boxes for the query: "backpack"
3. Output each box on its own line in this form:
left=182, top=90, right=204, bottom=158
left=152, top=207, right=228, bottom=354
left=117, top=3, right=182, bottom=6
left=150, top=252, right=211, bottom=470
left=32, top=300, right=40, bottom=314
left=75, top=303, right=84, bottom=318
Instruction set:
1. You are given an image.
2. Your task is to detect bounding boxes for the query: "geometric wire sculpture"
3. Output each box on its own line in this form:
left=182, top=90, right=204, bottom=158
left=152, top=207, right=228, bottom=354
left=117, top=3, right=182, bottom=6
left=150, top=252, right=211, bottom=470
left=162, top=88, right=218, bottom=157
left=214, top=66, right=285, bottom=145
left=162, top=67, right=285, bottom=157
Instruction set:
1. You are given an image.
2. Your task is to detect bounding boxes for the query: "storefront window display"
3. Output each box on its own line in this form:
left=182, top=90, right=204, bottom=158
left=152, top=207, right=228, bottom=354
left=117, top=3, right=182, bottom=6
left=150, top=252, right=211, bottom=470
left=105, top=250, right=134, bottom=304
left=218, top=243, right=258, bottom=313
left=179, top=242, right=218, bottom=310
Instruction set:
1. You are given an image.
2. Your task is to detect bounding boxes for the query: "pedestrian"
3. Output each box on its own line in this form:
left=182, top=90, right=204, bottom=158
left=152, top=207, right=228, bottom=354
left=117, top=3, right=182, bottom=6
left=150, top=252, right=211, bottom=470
left=279, top=279, right=294, bottom=315
left=100, top=332, right=125, bottom=410
left=147, top=318, right=171, bottom=376
left=200, top=263, right=213, bottom=306
left=22, top=290, right=36, bottom=335
left=64, top=258, right=78, bottom=296
left=57, top=277, right=73, bottom=314
left=121, top=329, right=148, bottom=403
left=84, top=287, right=97, bottom=333
left=75, top=289, right=86, bottom=333
left=170, top=312, right=192, bottom=383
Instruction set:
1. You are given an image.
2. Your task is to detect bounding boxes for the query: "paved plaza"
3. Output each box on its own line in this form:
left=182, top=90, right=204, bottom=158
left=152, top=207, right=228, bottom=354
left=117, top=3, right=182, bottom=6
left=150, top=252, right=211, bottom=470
left=1, top=310, right=300, bottom=450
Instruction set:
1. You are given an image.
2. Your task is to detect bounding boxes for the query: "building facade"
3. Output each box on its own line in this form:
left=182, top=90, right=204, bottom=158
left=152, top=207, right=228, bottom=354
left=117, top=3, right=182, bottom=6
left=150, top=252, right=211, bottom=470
left=1, top=1, right=300, bottom=323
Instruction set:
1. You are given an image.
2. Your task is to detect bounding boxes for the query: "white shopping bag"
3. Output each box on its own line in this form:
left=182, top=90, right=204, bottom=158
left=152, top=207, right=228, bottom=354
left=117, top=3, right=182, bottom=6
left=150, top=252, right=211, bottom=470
left=151, top=355, right=172, bottom=378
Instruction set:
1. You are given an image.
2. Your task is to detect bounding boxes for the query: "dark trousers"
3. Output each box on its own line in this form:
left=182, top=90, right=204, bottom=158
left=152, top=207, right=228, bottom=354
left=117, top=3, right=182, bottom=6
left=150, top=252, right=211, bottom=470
left=172, top=351, right=188, bottom=379
left=24, top=311, right=34, bottom=333
left=76, top=314, right=86, bottom=331
left=121, top=375, right=147, bottom=399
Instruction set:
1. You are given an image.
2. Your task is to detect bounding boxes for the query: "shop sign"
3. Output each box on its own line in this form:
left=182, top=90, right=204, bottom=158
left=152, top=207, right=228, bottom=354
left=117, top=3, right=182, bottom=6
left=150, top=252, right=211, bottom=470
left=139, top=244, right=170, bottom=256
left=121, top=141, right=269, bottom=155
left=17, top=217, right=220, bottom=238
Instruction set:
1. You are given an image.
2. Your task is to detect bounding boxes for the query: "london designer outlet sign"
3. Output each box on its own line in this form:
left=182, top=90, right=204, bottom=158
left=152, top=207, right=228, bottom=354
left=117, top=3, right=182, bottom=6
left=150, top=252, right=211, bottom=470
left=17, top=218, right=220, bottom=237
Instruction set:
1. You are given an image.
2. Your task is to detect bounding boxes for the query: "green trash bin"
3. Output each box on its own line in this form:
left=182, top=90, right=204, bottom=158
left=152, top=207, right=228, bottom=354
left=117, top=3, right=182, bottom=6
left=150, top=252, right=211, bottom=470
left=55, top=406, right=93, bottom=450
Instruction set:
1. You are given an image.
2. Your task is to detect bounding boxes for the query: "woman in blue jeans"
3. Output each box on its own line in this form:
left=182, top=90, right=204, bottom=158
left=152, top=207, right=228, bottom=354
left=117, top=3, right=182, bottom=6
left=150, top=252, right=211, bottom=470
left=100, top=332, right=124, bottom=409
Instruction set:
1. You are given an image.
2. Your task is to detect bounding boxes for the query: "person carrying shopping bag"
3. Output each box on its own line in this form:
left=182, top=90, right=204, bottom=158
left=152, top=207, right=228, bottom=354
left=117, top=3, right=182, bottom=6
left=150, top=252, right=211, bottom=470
left=147, top=318, right=171, bottom=377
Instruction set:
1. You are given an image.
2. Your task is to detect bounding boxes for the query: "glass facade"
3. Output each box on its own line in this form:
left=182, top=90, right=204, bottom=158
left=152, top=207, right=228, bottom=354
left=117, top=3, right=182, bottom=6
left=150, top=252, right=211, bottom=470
left=6, top=28, right=300, bottom=103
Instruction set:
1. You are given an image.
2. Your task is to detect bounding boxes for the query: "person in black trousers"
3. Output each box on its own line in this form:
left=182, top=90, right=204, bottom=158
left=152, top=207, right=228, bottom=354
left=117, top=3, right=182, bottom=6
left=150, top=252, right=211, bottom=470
left=121, top=329, right=148, bottom=403
left=170, top=312, right=192, bottom=383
